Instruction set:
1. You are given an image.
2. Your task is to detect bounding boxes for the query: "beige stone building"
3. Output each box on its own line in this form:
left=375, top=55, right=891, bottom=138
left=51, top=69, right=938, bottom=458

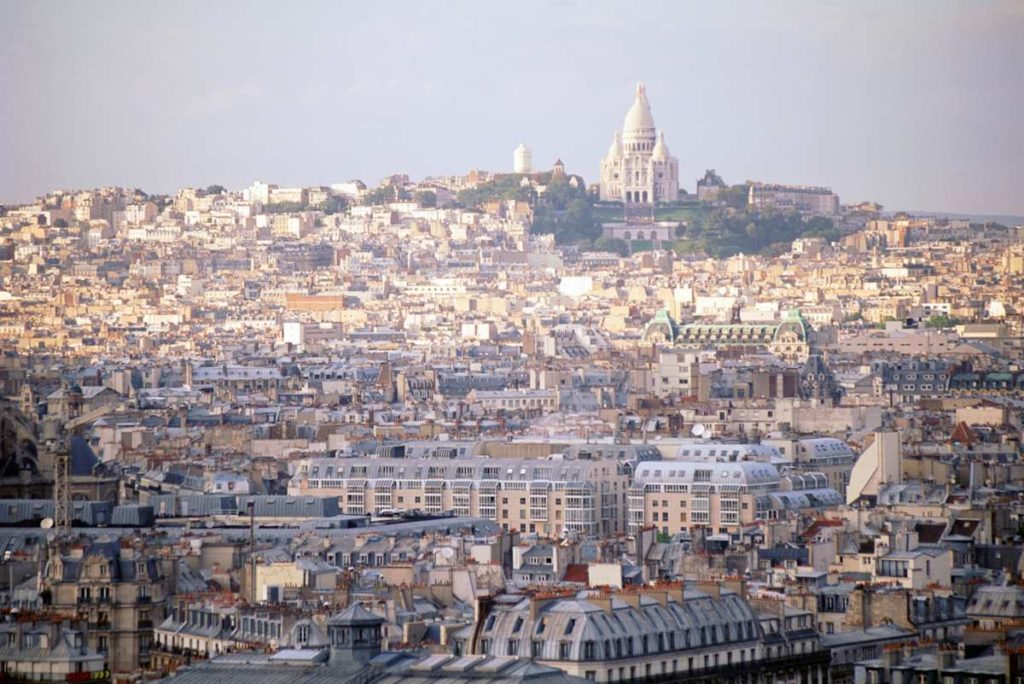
left=43, top=538, right=169, bottom=680
left=288, top=456, right=630, bottom=537
left=629, top=460, right=781, bottom=536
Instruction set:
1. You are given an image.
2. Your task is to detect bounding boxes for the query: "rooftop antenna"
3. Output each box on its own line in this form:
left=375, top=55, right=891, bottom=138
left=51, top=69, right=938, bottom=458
left=691, top=424, right=706, bottom=438
left=248, top=500, right=257, bottom=604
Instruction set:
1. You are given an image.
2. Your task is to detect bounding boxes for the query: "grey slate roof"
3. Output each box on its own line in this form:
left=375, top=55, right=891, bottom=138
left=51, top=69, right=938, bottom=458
left=167, top=652, right=586, bottom=684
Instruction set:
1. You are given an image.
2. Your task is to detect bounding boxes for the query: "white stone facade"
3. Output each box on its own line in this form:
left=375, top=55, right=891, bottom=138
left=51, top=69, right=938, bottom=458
left=599, top=83, right=679, bottom=204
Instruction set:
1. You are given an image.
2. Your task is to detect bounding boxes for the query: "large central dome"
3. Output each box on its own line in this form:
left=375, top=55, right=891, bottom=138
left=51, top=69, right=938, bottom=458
left=622, top=82, right=655, bottom=140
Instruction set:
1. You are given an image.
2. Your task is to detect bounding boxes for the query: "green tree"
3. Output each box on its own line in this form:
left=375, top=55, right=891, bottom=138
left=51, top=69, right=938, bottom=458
left=415, top=191, right=437, bottom=208
left=717, top=184, right=749, bottom=210
left=925, top=314, right=964, bottom=329
left=263, top=201, right=306, bottom=213
left=364, top=185, right=409, bottom=205
left=322, top=196, right=348, bottom=215
left=458, top=175, right=537, bottom=208
left=594, top=236, right=629, bottom=256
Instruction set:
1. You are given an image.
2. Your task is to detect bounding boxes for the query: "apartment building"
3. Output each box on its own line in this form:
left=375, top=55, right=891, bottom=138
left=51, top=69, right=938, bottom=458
left=764, top=437, right=857, bottom=497
left=288, top=456, right=630, bottom=537
left=629, top=460, right=781, bottom=536
left=0, top=620, right=107, bottom=683
left=458, top=584, right=828, bottom=684
left=650, top=350, right=700, bottom=397
left=43, top=539, right=168, bottom=678
left=466, top=389, right=560, bottom=416
left=747, top=182, right=839, bottom=217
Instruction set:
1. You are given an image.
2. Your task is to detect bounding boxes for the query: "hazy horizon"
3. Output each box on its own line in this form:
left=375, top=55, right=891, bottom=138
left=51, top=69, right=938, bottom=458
left=2, top=0, right=1023, bottom=215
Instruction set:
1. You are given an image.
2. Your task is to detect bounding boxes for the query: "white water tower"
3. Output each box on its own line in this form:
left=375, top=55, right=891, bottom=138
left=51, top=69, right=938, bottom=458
left=513, top=143, right=532, bottom=174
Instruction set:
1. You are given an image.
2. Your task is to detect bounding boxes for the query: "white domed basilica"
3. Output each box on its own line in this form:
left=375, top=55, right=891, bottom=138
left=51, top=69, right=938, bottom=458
left=599, top=83, right=679, bottom=204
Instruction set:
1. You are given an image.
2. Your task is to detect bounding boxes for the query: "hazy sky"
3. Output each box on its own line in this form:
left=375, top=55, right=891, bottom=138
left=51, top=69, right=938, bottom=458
left=2, top=0, right=1023, bottom=214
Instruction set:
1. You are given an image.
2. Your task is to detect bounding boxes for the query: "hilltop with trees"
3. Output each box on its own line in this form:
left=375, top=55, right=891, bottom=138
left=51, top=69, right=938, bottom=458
left=456, top=173, right=847, bottom=256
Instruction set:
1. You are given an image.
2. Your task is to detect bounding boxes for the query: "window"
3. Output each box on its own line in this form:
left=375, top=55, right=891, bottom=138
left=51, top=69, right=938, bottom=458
left=565, top=619, right=576, bottom=635
left=559, top=642, right=571, bottom=659
left=507, top=640, right=518, bottom=656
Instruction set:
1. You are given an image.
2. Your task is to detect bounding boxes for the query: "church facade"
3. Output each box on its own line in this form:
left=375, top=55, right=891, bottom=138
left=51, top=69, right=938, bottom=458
left=599, top=83, right=679, bottom=204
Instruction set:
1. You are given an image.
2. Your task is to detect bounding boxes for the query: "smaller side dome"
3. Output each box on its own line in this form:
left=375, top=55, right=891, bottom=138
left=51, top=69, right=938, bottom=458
left=606, top=131, right=623, bottom=159
left=652, top=131, right=669, bottom=160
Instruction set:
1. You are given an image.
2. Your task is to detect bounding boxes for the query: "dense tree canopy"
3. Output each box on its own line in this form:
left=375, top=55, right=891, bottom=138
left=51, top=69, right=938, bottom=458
left=457, top=175, right=536, bottom=207
left=716, top=183, right=749, bottom=210
left=322, top=196, right=348, bottom=214
left=674, top=208, right=841, bottom=258
left=594, top=236, right=629, bottom=256
left=530, top=177, right=601, bottom=244
left=415, top=191, right=437, bottom=208
left=364, top=186, right=411, bottom=205
left=458, top=173, right=841, bottom=256
left=263, top=201, right=306, bottom=214
left=924, top=314, right=965, bottom=329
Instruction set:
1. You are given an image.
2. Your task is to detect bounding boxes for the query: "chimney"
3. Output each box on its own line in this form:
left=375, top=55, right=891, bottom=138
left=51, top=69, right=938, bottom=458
left=663, top=583, right=685, bottom=607
left=697, top=580, right=720, bottom=599
left=588, top=594, right=615, bottom=615
left=722, top=576, right=747, bottom=598
left=530, top=592, right=570, bottom=620
left=882, top=645, right=903, bottom=670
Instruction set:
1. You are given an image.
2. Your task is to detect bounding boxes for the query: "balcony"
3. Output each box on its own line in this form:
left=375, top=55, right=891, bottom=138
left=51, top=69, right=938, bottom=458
left=624, top=650, right=831, bottom=684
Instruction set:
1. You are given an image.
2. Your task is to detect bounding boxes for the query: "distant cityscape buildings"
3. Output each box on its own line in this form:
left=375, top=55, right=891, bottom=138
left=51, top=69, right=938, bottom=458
left=748, top=182, right=840, bottom=217
left=0, top=78, right=1022, bottom=684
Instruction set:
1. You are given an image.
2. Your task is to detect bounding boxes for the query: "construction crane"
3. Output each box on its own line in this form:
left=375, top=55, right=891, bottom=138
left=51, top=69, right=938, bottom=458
left=51, top=404, right=115, bottom=534
left=52, top=447, right=70, bottom=534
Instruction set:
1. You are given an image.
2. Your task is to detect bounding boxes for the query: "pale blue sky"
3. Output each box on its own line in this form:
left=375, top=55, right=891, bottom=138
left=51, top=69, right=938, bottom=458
left=2, top=0, right=1022, bottom=214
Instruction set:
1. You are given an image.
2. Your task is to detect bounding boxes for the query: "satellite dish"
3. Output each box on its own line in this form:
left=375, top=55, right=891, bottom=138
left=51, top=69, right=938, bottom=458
left=40, top=518, right=54, bottom=529
left=691, top=424, right=706, bottom=438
